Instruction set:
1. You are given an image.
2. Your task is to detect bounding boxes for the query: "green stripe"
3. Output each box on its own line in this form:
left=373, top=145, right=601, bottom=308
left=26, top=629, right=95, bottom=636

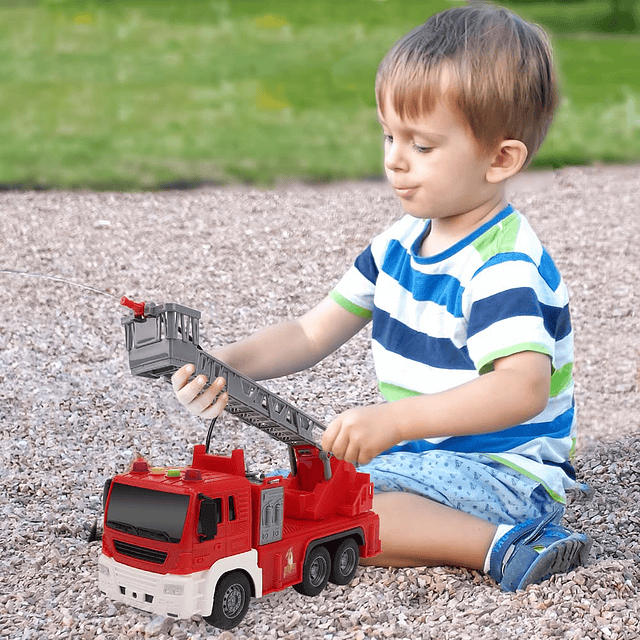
left=378, top=381, right=421, bottom=402
left=329, top=290, right=372, bottom=318
left=477, top=343, right=552, bottom=375
left=488, top=454, right=566, bottom=504
left=550, top=362, right=573, bottom=398
left=472, top=212, right=520, bottom=262
left=570, top=437, right=577, bottom=461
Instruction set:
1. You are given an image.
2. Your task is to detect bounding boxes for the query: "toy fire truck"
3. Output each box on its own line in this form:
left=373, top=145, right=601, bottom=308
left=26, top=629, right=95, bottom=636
left=98, top=298, right=381, bottom=630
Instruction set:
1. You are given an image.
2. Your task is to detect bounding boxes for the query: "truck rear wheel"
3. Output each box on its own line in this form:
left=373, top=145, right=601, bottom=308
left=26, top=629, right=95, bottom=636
left=293, top=545, right=331, bottom=597
left=204, top=571, right=251, bottom=630
left=330, top=537, right=360, bottom=585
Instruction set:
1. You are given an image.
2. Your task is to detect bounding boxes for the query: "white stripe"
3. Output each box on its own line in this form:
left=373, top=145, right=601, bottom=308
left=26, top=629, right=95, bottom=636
left=523, top=392, right=573, bottom=426
left=407, top=246, right=484, bottom=280
left=374, top=271, right=466, bottom=343
left=467, top=315, right=553, bottom=367
left=372, top=340, right=478, bottom=394
left=466, top=260, right=569, bottom=307
left=513, top=217, right=544, bottom=261
left=334, top=267, right=375, bottom=311
left=370, top=215, right=422, bottom=264
left=553, top=333, right=573, bottom=368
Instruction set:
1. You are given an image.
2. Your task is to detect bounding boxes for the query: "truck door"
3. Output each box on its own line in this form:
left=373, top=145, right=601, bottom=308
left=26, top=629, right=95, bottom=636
left=193, top=495, right=225, bottom=570
left=225, top=492, right=251, bottom=555
left=194, top=491, right=252, bottom=569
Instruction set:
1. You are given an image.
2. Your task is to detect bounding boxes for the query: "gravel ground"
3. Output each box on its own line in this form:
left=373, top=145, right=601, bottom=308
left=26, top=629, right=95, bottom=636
left=1, top=164, right=639, bottom=640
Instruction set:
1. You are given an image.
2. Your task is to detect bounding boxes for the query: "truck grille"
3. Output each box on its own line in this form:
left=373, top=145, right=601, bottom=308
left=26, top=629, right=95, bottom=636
left=114, top=540, right=168, bottom=565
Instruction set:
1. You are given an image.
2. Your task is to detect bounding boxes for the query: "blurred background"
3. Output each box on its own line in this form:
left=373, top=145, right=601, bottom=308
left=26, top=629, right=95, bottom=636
left=1, top=0, right=638, bottom=190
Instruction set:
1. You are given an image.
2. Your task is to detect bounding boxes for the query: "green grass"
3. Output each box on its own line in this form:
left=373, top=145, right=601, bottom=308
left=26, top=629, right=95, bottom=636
left=1, top=0, right=638, bottom=189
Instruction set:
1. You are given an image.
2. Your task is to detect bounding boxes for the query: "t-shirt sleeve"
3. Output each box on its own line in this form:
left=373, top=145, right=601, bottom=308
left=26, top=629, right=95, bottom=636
left=329, top=245, right=377, bottom=318
left=464, top=254, right=569, bottom=374
left=329, top=217, right=410, bottom=318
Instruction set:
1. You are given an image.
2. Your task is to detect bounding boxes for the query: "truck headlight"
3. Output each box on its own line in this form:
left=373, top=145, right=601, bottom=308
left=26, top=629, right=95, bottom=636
left=99, top=564, right=110, bottom=577
left=163, top=584, right=184, bottom=596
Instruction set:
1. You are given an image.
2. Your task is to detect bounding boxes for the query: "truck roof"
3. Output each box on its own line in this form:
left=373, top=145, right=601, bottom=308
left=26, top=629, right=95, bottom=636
left=114, top=451, right=250, bottom=495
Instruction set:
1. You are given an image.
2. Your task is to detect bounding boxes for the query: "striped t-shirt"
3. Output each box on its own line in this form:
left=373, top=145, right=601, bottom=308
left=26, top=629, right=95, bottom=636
left=330, top=204, right=577, bottom=503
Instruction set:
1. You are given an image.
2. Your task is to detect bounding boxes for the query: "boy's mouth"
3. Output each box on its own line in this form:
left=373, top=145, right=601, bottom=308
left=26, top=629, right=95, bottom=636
left=394, top=186, right=419, bottom=198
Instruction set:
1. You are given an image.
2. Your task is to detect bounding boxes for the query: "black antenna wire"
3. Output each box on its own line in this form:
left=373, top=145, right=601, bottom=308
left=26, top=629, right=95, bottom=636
left=0, top=268, right=118, bottom=299
left=205, top=416, right=218, bottom=454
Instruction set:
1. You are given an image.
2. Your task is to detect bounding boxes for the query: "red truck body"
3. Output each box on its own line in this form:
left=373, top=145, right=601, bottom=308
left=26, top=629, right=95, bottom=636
left=99, top=444, right=381, bottom=629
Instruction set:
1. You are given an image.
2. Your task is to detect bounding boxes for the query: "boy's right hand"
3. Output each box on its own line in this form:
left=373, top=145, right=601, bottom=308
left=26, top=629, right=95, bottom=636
left=171, top=364, right=229, bottom=419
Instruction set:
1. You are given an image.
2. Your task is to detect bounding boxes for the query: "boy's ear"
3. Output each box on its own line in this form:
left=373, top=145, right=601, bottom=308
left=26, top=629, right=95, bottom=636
left=486, top=140, right=528, bottom=183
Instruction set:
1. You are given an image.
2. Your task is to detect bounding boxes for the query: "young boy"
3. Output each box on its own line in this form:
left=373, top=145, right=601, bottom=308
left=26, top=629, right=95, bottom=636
left=172, top=3, right=591, bottom=591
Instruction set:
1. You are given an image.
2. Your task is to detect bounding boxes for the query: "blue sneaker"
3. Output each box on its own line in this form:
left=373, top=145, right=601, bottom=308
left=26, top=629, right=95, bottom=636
left=489, top=510, right=592, bottom=591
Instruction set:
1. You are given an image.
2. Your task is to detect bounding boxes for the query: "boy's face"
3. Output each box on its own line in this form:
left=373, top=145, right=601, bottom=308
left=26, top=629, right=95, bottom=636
left=377, top=96, right=501, bottom=225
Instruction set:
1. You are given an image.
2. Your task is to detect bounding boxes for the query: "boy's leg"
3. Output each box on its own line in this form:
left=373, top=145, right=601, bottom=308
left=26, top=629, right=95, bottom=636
left=363, top=490, right=591, bottom=592
left=361, top=491, right=497, bottom=569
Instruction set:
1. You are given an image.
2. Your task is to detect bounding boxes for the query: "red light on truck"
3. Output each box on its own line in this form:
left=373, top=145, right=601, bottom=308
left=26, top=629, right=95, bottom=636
left=184, top=469, right=202, bottom=482
left=131, top=459, right=149, bottom=474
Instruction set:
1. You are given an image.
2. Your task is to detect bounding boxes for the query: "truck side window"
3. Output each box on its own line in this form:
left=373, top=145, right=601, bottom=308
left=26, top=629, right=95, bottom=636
left=228, top=495, right=237, bottom=522
left=198, top=496, right=222, bottom=542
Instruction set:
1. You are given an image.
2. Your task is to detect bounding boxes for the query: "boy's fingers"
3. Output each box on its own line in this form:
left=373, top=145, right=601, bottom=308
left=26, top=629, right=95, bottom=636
left=186, top=382, right=218, bottom=413
left=171, top=363, right=195, bottom=393
left=321, top=419, right=339, bottom=454
left=199, top=391, right=229, bottom=419
left=175, top=374, right=208, bottom=406
left=175, top=374, right=228, bottom=417
left=322, top=418, right=353, bottom=461
left=196, top=377, right=226, bottom=405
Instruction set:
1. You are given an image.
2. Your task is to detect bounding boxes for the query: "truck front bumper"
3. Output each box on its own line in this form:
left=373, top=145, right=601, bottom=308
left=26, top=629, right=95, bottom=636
left=98, top=555, right=207, bottom=620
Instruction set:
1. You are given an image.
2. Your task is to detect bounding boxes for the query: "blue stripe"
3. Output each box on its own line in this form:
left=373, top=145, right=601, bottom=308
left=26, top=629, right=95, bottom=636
left=382, top=240, right=464, bottom=317
left=372, top=307, right=474, bottom=370
left=354, top=245, right=378, bottom=285
left=552, top=304, right=572, bottom=341
left=383, top=406, right=575, bottom=456
left=546, top=459, right=576, bottom=481
left=472, top=252, right=536, bottom=277
left=473, top=251, right=562, bottom=293
left=468, top=288, right=572, bottom=341
left=539, top=249, right=561, bottom=290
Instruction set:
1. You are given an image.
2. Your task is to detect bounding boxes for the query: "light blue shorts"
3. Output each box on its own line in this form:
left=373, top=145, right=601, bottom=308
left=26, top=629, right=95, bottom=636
left=358, top=450, right=562, bottom=526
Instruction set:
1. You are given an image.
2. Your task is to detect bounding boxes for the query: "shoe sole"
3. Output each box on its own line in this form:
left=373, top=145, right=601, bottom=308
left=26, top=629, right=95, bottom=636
left=516, top=533, right=592, bottom=590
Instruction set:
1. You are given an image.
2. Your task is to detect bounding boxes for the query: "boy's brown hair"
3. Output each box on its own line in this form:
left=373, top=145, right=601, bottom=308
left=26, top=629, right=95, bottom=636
left=376, top=3, right=558, bottom=164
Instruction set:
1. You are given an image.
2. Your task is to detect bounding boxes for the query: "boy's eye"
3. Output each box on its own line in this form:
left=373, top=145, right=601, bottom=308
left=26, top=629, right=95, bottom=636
left=413, top=143, right=432, bottom=154
left=383, top=134, right=393, bottom=144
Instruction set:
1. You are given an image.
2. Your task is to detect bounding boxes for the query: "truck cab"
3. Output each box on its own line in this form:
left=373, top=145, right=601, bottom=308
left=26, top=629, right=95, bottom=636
left=99, top=448, right=262, bottom=620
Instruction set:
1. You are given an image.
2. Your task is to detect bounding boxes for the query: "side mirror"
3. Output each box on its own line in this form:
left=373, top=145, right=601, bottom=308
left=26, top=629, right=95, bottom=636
left=103, top=478, right=113, bottom=510
left=198, top=496, right=221, bottom=541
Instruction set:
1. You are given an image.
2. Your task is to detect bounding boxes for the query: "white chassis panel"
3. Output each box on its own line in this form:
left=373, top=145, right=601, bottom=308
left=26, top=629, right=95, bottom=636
left=98, top=550, right=263, bottom=620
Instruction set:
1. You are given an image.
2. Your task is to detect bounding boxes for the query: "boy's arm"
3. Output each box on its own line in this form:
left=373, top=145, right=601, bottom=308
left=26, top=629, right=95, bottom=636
left=172, top=296, right=370, bottom=417
left=212, top=296, right=369, bottom=380
left=322, top=350, right=551, bottom=465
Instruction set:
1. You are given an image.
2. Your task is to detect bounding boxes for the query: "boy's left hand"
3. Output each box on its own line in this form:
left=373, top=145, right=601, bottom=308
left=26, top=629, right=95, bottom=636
left=321, top=404, right=402, bottom=466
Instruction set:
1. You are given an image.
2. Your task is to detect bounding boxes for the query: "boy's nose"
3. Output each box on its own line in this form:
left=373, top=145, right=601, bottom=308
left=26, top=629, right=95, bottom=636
left=384, top=142, right=409, bottom=172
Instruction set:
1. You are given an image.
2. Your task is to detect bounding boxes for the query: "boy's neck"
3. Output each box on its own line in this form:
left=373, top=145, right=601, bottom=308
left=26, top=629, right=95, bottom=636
left=419, top=196, right=509, bottom=258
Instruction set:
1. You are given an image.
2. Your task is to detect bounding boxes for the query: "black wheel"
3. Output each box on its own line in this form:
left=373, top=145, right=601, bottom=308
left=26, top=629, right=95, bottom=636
left=203, top=571, right=251, bottom=630
left=293, top=545, right=331, bottom=596
left=329, top=537, right=360, bottom=585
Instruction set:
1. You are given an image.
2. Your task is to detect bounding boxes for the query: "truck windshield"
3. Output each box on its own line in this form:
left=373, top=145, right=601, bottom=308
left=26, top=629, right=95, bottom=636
left=106, top=483, right=190, bottom=544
